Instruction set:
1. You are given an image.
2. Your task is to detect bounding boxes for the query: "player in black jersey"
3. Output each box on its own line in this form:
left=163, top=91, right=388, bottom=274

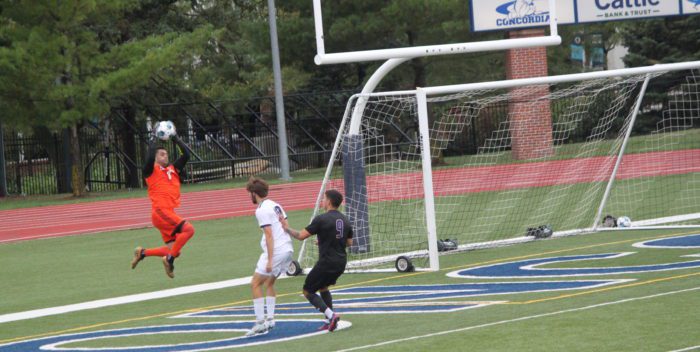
left=280, top=189, right=353, bottom=332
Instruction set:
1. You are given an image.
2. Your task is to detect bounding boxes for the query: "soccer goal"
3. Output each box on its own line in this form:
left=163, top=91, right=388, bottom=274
left=298, top=61, right=700, bottom=272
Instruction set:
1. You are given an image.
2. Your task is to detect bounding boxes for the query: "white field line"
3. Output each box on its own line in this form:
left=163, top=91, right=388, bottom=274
left=669, top=346, right=700, bottom=352
left=0, top=276, right=261, bottom=324
left=335, top=286, right=700, bottom=352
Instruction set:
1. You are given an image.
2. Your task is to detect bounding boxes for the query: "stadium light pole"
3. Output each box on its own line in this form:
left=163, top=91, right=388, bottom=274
left=267, top=0, right=291, bottom=180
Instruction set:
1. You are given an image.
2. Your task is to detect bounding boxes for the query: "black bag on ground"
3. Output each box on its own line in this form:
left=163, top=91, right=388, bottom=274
left=437, top=238, right=458, bottom=252
left=526, top=225, right=553, bottom=239
left=602, top=215, right=617, bottom=228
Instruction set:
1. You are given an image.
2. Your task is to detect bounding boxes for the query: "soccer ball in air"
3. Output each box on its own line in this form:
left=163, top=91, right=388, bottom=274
left=617, top=216, right=632, bottom=228
left=155, top=121, right=176, bottom=141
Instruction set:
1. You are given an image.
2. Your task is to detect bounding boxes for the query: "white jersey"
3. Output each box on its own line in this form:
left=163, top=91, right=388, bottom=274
left=255, top=199, right=293, bottom=254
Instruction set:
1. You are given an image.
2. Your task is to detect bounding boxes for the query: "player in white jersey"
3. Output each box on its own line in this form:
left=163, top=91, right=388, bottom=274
left=245, top=176, right=293, bottom=336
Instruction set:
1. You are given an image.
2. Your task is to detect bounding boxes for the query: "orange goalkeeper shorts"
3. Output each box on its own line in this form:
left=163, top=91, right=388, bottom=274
left=151, top=208, right=185, bottom=243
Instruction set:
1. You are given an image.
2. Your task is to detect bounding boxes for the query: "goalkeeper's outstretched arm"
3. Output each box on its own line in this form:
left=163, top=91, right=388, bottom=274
left=171, top=134, right=190, bottom=174
left=143, top=138, right=157, bottom=179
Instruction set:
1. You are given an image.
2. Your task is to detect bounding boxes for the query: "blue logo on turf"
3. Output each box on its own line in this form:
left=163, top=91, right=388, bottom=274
left=0, top=320, right=350, bottom=352
left=448, top=252, right=700, bottom=278
left=178, top=280, right=624, bottom=318
left=634, top=234, right=700, bottom=248
left=5, top=243, right=697, bottom=351
left=495, top=0, right=549, bottom=27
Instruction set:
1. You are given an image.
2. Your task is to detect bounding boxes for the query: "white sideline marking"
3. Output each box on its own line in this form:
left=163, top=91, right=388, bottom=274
left=0, top=276, right=259, bottom=324
left=669, top=346, right=700, bottom=352
left=335, top=286, right=700, bottom=352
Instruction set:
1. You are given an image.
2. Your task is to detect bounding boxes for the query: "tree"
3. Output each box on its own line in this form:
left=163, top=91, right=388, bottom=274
left=0, top=1, right=219, bottom=196
left=276, top=0, right=506, bottom=92
left=619, top=16, right=700, bottom=67
left=617, top=15, right=700, bottom=134
left=182, top=1, right=311, bottom=102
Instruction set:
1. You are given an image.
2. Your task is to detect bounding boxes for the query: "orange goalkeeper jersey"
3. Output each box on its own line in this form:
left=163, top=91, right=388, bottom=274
left=145, top=164, right=181, bottom=209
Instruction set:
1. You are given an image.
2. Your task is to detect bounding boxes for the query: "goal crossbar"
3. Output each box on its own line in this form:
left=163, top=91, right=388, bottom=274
left=420, top=61, right=700, bottom=96
left=312, top=0, right=560, bottom=65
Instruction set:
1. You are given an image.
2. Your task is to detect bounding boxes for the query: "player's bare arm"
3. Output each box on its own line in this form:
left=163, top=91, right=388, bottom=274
left=279, top=215, right=312, bottom=240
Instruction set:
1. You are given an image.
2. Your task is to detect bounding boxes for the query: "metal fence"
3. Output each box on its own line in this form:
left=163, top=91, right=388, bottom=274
left=1, top=91, right=353, bottom=196
left=2, top=132, right=66, bottom=195
left=2, top=86, right=644, bottom=197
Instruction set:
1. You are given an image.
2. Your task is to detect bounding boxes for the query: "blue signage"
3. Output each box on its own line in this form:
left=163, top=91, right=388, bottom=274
left=470, top=0, right=700, bottom=32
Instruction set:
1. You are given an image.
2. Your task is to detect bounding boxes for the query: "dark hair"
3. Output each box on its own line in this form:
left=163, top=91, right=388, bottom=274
left=155, top=146, right=167, bottom=152
left=325, top=189, right=343, bottom=208
left=246, top=176, right=269, bottom=198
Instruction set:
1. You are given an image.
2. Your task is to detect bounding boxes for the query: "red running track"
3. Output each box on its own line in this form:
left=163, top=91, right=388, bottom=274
left=1, top=149, right=698, bottom=243
left=0, top=181, right=323, bottom=243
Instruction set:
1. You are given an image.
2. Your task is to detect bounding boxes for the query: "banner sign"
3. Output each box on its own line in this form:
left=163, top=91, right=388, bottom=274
left=470, top=0, right=700, bottom=32
left=570, top=44, right=585, bottom=62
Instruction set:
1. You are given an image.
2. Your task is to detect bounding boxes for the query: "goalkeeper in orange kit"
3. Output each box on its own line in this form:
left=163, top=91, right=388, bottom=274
left=131, top=131, right=195, bottom=278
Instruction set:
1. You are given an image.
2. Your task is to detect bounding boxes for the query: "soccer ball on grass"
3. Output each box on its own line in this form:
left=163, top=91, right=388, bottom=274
left=155, top=121, right=176, bottom=141
left=617, top=216, right=632, bottom=228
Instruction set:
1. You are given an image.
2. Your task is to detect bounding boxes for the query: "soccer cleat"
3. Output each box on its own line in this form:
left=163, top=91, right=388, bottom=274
left=245, top=321, right=268, bottom=336
left=264, top=318, right=275, bottom=330
left=328, top=313, right=341, bottom=332
left=318, top=322, right=330, bottom=331
left=162, top=256, right=175, bottom=278
left=131, top=247, right=144, bottom=269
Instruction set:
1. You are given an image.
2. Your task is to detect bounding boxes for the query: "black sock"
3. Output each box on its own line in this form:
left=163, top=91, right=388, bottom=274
left=305, top=293, right=328, bottom=314
left=320, top=290, right=333, bottom=310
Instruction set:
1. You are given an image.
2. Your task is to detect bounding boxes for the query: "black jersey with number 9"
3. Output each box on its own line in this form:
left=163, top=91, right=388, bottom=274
left=305, top=210, right=354, bottom=264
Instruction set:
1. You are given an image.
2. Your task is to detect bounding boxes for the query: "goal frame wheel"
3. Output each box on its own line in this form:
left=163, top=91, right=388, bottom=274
left=395, top=256, right=415, bottom=273
left=286, top=260, right=303, bottom=276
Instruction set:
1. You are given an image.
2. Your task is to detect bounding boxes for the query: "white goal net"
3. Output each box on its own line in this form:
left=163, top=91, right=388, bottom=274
left=299, top=62, right=700, bottom=271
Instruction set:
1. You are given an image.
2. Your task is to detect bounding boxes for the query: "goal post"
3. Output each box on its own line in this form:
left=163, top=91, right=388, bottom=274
left=590, top=73, right=652, bottom=231
left=416, top=89, right=441, bottom=271
left=299, top=61, right=700, bottom=272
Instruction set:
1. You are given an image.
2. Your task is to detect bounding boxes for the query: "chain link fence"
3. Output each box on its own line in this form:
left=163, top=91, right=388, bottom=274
left=1, top=91, right=352, bottom=196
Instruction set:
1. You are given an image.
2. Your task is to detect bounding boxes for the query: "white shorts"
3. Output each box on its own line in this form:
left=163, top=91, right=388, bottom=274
left=255, top=250, right=293, bottom=277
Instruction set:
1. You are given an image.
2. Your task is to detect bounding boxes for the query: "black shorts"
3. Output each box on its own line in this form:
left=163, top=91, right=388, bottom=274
left=303, top=261, right=346, bottom=293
